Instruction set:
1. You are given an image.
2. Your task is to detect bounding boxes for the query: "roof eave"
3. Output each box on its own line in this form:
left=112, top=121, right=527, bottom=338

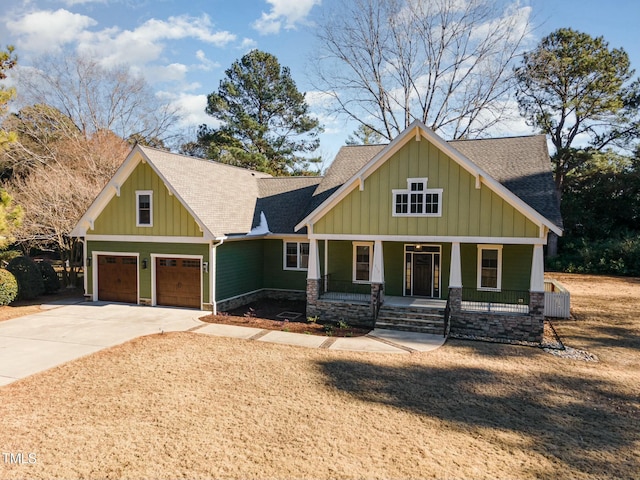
left=295, top=120, right=564, bottom=237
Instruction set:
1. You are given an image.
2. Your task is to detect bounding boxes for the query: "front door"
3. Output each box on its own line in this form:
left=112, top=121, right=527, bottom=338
left=413, top=254, right=433, bottom=297
left=404, top=245, right=441, bottom=298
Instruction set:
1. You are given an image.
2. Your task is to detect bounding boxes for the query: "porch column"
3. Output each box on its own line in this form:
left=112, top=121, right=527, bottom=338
left=530, top=244, right=545, bottom=292
left=308, top=238, right=320, bottom=280
left=306, top=238, right=321, bottom=318
left=371, top=240, right=385, bottom=318
left=529, top=244, right=545, bottom=331
left=371, top=240, right=384, bottom=284
left=447, top=242, right=463, bottom=318
left=449, top=242, right=462, bottom=288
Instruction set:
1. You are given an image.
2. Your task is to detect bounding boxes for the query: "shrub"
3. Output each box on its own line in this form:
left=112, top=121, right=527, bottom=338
left=6, top=256, right=45, bottom=300
left=550, top=235, right=640, bottom=276
left=0, top=268, right=18, bottom=305
left=37, top=261, right=60, bottom=294
left=0, top=250, right=22, bottom=266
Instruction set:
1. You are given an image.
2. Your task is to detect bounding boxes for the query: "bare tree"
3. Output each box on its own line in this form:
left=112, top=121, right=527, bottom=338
left=313, top=0, right=532, bottom=140
left=7, top=129, right=128, bottom=285
left=14, top=52, right=180, bottom=143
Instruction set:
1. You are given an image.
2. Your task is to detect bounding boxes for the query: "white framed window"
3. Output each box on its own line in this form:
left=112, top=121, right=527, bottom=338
left=352, top=242, right=373, bottom=283
left=477, top=245, right=503, bottom=291
left=392, top=178, right=442, bottom=217
left=283, top=241, right=309, bottom=270
left=136, top=190, right=153, bottom=227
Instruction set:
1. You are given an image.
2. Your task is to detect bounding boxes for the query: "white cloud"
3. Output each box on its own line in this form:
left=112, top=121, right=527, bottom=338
left=240, top=38, right=258, bottom=50
left=195, top=49, right=220, bottom=71
left=7, top=9, right=236, bottom=71
left=164, top=92, right=212, bottom=128
left=304, top=90, right=335, bottom=109
left=77, top=14, right=236, bottom=67
left=253, top=0, right=321, bottom=35
left=62, top=0, right=107, bottom=5
left=6, top=9, right=97, bottom=52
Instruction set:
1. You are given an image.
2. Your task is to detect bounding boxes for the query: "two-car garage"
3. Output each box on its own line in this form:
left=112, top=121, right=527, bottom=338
left=95, top=253, right=202, bottom=309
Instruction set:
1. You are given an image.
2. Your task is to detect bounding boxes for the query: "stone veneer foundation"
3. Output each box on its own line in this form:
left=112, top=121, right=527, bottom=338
left=215, top=289, right=306, bottom=313
left=448, top=288, right=545, bottom=343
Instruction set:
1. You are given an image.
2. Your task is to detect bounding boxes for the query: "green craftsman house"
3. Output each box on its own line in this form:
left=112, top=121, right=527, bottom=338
left=72, top=120, right=563, bottom=342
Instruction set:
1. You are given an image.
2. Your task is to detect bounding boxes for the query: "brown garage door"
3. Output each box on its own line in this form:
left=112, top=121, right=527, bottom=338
left=97, top=255, right=137, bottom=303
left=156, top=257, right=201, bottom=308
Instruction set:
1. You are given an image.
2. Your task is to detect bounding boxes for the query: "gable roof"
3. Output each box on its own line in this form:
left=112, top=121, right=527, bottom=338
left=296, top=120, right=563, bottom=235
left=73, top=122, right=562, bottom=240
left=450, top=136, right=563, bottom=229
left=72, top=145, right=320, bottom=239
left=139, top=146, right=272, bottom=236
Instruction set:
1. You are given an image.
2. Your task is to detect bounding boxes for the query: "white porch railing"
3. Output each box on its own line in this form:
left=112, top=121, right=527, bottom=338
left=544, top=279, right=570, bottom=318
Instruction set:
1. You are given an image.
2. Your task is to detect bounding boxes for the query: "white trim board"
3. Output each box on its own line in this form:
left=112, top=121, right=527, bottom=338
left=308, top=234, right=547, bottom=245
left=86, top=234, right=209, bottom=244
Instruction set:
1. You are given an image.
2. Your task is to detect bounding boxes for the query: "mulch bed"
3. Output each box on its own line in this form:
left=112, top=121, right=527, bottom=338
left=199, top=299, right=370, bottom=337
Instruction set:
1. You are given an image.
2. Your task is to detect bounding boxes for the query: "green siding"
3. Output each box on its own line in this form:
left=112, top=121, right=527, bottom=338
left=326, top=241, right=353, bottom=284
left=92, top=160, right=203, bottom=237
left=216, top=240, right=264, bottom=301
left=383, top=242, right=404, bottom=296
left=461, top=244, right=532, bottom=291
left=86, top=241, right=209, bottom=302
left=314, top=139, right=540, bottom=238
left=262, top=239, right=308, bottom=291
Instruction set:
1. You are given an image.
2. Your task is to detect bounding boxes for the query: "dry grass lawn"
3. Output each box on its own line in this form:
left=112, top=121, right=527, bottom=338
left=0, top=274, right=638, bottom=479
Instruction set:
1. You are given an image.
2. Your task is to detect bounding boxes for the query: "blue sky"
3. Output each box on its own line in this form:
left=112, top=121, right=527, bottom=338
left=1, top=0, right=639, bottom=161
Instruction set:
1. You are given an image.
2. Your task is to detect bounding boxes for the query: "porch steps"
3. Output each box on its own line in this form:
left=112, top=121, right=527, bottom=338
left=375, top=305, right=446, bottom=335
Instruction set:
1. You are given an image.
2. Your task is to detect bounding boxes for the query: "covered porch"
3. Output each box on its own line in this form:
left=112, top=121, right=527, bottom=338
left=306, top=238, right=546, bottom=342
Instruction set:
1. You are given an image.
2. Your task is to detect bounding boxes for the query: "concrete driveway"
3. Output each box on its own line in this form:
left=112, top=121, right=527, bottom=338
left=0, top=302, right=202, bottom=386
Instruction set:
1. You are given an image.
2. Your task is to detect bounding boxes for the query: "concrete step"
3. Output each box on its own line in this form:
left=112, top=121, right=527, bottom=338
left=377, top=310, right=444, bottom=321
left=379, top=306, right=446, bottom=315
left=378, top=315, right=444, bottom=326
left=375, top=321, right=445, bottom=335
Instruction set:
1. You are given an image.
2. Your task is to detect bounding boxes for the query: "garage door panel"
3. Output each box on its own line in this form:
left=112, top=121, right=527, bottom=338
left=97, top=255, right=137, bottom=303
left=156, top=257, right=201, bottom=308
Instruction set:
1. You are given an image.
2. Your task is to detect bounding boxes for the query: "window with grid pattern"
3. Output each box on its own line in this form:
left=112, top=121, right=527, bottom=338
left=392, top=178, right=442, bottom=217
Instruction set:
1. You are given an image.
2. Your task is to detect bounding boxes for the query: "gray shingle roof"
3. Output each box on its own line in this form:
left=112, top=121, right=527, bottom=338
left=308, top=136, right=562, bottom=230
left=141, top=147, right=321, bottom=237
left=140, top=132, right=561, bottom=238
left=307, top=145, right=385, bottom=215
left=140, top=146, right=271, bottom=237
left=255, top=177, right=322, bottom=234
left=450, top=135, right=562, bottom=229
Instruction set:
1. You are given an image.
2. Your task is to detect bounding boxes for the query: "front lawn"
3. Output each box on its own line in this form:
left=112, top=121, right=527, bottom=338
left=0, top=274, right=638, bottom=479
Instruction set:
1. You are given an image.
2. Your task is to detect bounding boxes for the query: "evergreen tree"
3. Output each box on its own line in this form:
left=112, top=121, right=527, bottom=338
left=515, top=28, right=639, bottom=199
left=197, top=50, right=322, bottom=176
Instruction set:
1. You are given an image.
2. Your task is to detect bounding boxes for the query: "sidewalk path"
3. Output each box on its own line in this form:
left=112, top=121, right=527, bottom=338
left=0, top=302, right=446, bottom=386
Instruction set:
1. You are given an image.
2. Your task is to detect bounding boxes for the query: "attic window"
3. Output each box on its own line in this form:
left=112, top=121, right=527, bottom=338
left=392, top=178, right=442, bottom=217
left=136, top=190, right=153, bottom=227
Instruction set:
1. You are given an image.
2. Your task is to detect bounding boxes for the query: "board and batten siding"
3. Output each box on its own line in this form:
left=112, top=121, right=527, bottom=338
left=91, top=160, right=203, bottom=237
left=86, top=241, right=209, bottom=302
left=313, top=140, right=540, bottom=238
